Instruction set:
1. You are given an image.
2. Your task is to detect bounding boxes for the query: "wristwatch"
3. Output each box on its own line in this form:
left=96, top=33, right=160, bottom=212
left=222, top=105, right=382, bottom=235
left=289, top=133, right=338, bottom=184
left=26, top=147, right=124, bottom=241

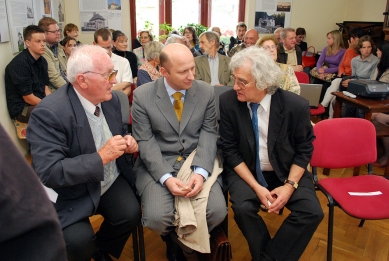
left=284, top=179, right=298, bottom=189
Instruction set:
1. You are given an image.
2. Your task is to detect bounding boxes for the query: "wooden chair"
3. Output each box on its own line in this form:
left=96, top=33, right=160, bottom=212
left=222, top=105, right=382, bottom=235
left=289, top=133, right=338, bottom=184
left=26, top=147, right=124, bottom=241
left=311, top=118, right=389, bottom=261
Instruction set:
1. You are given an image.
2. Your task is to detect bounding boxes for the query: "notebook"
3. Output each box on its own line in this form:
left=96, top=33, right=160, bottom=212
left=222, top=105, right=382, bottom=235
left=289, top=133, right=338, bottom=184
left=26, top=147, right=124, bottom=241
left=299, top=84, right=323, bottom=108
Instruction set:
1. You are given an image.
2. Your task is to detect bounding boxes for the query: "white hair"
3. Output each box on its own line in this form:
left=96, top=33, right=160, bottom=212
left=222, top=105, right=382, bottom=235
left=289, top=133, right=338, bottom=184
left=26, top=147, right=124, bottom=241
left=165, top=35, right=184, bottom=45
left=229, top=46, right=283, bottom=94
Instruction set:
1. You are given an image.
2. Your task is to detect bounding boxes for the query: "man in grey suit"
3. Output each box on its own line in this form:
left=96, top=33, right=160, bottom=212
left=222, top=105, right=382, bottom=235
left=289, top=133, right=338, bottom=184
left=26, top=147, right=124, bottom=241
left=132, top=43, right=227, bottom=261
left=195, top=31, right=234, bottom=86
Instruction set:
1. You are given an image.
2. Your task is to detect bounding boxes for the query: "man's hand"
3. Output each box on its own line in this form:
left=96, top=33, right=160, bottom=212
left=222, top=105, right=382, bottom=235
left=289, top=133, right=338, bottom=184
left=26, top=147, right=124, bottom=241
left=252, top=185, right=273, bottom=211
left=342, top=79, right=350, bottom=88
left=185, top=174, right=204, bottom=198
left=98, top=135, right=127, bottom=165
left=292, top=65, right=303, bottom=72
left=124, top=135, right=138, bottom=154
left=165, top=177, right=192, bottom=196
left=267, top=185, right=295, bottom=214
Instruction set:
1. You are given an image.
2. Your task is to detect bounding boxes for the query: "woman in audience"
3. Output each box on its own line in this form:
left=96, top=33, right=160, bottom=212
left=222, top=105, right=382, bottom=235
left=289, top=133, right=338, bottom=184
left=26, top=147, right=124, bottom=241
left=61, top=36, right=77, bottom=58
left=62, top=23, right=81, bottom=45
left=136, top=41, right=164, bottom=87
left=183, top=26, right=199, bottom=51
left=256, top=35, right=300, bottom=94
left=366, top=41, right=389, bottom=167
left=133, top=30, right=153, bottom=67
left=296, top=27, right=307, bottom=52
left=112, top=30, right=138, bottom=84
left=320, top=27, right=365, bottom=117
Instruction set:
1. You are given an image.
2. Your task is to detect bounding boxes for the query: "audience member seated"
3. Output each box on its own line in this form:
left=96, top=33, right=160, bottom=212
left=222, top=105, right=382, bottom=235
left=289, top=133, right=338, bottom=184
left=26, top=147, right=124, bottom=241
left=165, top=34, right=202, bottom=57
left=183, top=26, right=200, bottom=51
left=277, top=28, right=303, bottom=72
left=133, top=30, right=153, bottom=67
left=295, top=27, right=307, bottom=52
left=5, top=25, right=50, bottom=123
left=210, top=26, right=226, bottom=55
left=61, top=36, right=77, bottom=58
left=371, top=41, right=389, bottom=168
left=218, top=46, right=323, bottom=261
left=344, top=35, right=379, bottom=118
left=136, top=41, right=164, bottom=87
left=132, top=43, right=227, bottom=261
left=195, top=31, right=234, bottom=86
left=62, top=23, right=81, bottom=45
left=39, top=17, right=68, bottom=92
left=94, top=28, right=133, bottom=97
left=27, top=45, right=141, bottom=261
left=112, top=30, right=138, bottom=85
left=229, top=22, right=247, bottom=55
left=273, top=27, right=283, bottom=43
left=229, top=29, right=259, bottom=57
left=257, top=35, right=300, bottom=94
left=320, top=27, right=364, bottom=118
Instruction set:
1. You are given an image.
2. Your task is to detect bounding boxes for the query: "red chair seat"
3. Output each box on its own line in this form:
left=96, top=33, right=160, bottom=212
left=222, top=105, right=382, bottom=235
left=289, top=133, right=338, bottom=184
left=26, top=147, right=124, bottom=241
left=310, top=104, right=325, bottom=116
left=318, top=175, right=389, bottom=220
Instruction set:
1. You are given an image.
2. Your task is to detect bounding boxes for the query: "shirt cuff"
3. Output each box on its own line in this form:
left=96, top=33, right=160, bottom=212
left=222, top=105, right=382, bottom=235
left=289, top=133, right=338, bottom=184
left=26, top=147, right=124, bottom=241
left=194, top=166, right=209, bottom=180
left=159, top=173, right=173, bottom=185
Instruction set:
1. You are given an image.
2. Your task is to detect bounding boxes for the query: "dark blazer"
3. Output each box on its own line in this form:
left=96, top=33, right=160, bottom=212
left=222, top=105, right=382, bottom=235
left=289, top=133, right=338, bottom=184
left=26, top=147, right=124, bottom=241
left=277, top=42, right=303, bottom=66
left=219, top=88, right=314, bottom=188
left=27, top=83, right=134, bottom=229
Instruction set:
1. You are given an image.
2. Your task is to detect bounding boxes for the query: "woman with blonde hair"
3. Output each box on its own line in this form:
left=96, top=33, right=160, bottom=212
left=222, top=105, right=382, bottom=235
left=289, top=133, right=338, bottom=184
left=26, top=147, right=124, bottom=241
left=256, top=35, right=300, bottom=94
left=136, top=41, right=164, bottom=86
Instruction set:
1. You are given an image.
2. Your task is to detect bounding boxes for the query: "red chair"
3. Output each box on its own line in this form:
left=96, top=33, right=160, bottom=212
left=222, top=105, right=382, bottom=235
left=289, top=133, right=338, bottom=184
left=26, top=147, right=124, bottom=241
left=311, top=118, right=389, bottom=261
left=295, top=71, right=326, bottom=120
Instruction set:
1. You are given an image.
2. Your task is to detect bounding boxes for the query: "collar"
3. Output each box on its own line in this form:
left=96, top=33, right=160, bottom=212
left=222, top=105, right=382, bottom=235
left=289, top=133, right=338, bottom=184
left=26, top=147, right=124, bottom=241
left=207, top=52, right=219, bottom=61
left=164, top=78, right=186, bottom=98
left=284, top=47, right=296, bottom=53
left=73, top=87, right=101, bottom=114
left=25, top=48, right=42, bottom=64
left=357, top=53, right=374, bottom=63
left=248, top=93, right=271, bottom=112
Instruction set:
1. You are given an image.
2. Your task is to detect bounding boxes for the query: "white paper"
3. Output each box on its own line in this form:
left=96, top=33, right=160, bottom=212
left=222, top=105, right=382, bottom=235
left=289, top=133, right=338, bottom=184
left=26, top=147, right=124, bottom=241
left=348, top=191, right=382, bottom=196
left=42, top=183, right=58, bottom=203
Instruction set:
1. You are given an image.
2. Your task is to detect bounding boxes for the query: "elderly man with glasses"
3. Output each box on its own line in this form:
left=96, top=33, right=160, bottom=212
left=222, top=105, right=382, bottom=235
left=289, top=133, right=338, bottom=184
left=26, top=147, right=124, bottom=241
left=27, top=45, right=141, bottom=261
left=38, top=17, right=67, bottom=92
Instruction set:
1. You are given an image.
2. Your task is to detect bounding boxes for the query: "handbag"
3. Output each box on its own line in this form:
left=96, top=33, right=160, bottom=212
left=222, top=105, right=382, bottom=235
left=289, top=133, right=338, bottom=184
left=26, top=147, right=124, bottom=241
left=302, top=46, right=316, bottom=68
left=310, top=66, right=335, bottom=82
left=13, top=120, right=27, bottom=139
left=201, top=226, right=232, bottom=261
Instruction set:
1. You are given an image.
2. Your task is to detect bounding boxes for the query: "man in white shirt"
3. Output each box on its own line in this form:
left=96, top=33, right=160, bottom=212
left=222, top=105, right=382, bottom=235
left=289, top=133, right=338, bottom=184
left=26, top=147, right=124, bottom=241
left=94, top=28, right=133, bottom=96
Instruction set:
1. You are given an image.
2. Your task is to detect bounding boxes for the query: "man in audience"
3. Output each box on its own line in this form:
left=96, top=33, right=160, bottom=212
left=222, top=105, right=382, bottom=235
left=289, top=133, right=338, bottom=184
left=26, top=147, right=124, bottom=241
left=229, top=29, right=259, bottom=57
left=27, top=45, right=141, bottom=261
left=0, top=123, right=66, bottom=261
left=228, top=22, right=246, bottom=54
left=219, top=47, right=323, bottom=261
left=274, top=27, right=283, bottom=43
left=277, top=28, right=303, bottom=72
left=132, top=43, right=227, bottom=261
left=94, top=28, right=133, bottom=96
left=195, top=31, right=234, bottom=86
left=210, top=26, right=226, bottom=55
left=5, top=25, right=50, bottom=123
left=38, top=17, right=67, bottom=92
left=165, top=34, right=202, bottom=57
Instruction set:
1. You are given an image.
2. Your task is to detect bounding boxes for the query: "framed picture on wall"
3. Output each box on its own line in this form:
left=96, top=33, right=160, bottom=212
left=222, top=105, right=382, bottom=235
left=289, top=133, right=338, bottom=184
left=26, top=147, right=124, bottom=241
left=383, top=0, right=389, bottom=39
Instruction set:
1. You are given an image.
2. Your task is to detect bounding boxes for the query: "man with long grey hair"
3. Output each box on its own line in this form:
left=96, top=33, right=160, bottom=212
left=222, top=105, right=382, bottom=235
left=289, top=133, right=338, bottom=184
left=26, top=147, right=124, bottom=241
left=218, top=46, right=323, bottom=261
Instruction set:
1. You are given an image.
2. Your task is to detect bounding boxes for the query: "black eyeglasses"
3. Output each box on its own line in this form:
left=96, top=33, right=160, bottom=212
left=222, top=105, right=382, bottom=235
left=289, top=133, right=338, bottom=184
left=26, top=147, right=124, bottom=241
left=83, top=70, right=118, bottom=82
left=46, top=29, right=61, bottom=34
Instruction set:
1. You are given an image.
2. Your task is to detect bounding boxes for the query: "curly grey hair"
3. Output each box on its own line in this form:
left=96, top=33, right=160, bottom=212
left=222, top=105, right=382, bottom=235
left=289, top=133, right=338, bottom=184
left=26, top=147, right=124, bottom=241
left=229, top=46, right=282, bottom=94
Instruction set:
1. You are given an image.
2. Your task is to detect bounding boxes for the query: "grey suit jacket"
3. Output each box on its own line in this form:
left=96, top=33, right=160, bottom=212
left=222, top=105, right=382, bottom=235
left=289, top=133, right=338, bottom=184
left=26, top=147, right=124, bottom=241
left=132, top=78, right=218, bottom=194
left=194, top=54, right=234, bottom=86
left=27, top=83, right=134, bottom=228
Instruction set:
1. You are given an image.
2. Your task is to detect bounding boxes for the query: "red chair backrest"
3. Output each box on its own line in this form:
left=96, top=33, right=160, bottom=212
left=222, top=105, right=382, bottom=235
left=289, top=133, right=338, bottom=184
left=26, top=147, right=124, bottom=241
left=311, top=118, right=377, bottom=169
left=295, top=71, right=309, bottom=84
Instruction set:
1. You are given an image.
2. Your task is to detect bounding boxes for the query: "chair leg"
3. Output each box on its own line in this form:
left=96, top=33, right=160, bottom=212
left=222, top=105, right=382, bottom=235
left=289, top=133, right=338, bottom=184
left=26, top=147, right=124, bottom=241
left=327, top=199, right=334, bottom=261
left=138, top=222, right=146, bottom=261
left=132, top=222, right=146, bottom=261
left=132, top=225, right=139, bottom=261
left=358, top=219, right=365, bottom=227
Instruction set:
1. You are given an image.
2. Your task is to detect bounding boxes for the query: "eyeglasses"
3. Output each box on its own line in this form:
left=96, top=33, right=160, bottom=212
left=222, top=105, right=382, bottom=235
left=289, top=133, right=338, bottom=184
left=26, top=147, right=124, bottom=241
left=83, top=70, right=118, bottom=82
left=231, top=75, right=255, bottom=90
left=262, top=45, right=277, bottom=51
left=46, top=29, right=61, bottom=34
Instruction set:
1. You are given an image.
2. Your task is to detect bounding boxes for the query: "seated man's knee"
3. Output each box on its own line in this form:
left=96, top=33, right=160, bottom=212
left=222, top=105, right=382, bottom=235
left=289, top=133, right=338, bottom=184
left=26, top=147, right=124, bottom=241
left=142, top=204, right=175, bottom=235
left=63, top=221, right=95, bottom=261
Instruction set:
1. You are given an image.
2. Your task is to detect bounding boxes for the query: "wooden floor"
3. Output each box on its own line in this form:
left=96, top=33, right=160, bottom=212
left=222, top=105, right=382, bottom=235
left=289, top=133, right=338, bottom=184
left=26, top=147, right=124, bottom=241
left=91, top=165, right=389, bottom=261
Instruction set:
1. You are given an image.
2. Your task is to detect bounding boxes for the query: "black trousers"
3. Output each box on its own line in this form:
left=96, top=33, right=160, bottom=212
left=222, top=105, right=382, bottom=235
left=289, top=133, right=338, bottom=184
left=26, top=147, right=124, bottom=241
left=62, top=175, right=141, bottom=261
left=229, top=171, right=323, bottom=261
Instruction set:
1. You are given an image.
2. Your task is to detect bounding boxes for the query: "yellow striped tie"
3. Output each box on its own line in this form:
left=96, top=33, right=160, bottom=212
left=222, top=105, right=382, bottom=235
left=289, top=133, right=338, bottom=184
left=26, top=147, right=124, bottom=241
left=172, top=92, right=183, bottom=123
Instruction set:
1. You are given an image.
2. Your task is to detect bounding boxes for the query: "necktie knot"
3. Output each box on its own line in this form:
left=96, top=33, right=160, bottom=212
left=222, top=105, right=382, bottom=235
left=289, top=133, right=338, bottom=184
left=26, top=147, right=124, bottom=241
left=94, top=106, right=100, bottom=117
left=173, top=92, right=183, bottom=101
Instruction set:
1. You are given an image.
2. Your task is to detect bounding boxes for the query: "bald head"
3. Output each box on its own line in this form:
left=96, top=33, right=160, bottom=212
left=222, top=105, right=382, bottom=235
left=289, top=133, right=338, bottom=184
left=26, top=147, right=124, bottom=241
left=244, top=29, right=259, bottom=48
left=160, top=43, right=193, bottom=72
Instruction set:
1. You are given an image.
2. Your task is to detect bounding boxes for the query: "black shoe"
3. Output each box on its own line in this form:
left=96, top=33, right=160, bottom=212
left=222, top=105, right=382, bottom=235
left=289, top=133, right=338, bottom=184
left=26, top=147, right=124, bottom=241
left=260, top=251, right=276, bottom=261
left=92, top=249, right=113, bottom=261
left=161, top=235, right=188, bottom=261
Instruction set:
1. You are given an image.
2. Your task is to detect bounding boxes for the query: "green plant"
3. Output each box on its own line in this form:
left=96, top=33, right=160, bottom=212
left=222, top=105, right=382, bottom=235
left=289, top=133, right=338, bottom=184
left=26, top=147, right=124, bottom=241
left=159, top=22, right=173, bottom=42
left=178, top=23, right=208, bottom=37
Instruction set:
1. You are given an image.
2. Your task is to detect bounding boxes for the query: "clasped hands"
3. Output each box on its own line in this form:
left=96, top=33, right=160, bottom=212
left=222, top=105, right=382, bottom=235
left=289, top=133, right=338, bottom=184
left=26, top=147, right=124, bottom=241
left=165, top=174, right=204, bottom=198
left=98, top=135, right=138, bottom=165
left=255, top=184, right=295, bottom=214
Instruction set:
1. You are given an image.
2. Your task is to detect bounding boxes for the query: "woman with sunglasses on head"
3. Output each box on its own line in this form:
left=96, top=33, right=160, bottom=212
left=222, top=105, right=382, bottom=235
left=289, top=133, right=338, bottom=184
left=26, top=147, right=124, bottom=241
left=256, top=35, right=300, bottom=95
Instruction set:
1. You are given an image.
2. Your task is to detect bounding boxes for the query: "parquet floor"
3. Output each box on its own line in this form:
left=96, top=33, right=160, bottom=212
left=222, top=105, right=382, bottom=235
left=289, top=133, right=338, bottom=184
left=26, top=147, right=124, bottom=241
left=91, top=165, right=389, bottom=261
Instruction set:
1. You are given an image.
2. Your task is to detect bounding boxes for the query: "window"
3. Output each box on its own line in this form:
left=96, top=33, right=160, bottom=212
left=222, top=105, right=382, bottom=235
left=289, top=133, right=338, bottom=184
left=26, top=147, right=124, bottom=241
left=172, top=0, right=199, bottom=30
